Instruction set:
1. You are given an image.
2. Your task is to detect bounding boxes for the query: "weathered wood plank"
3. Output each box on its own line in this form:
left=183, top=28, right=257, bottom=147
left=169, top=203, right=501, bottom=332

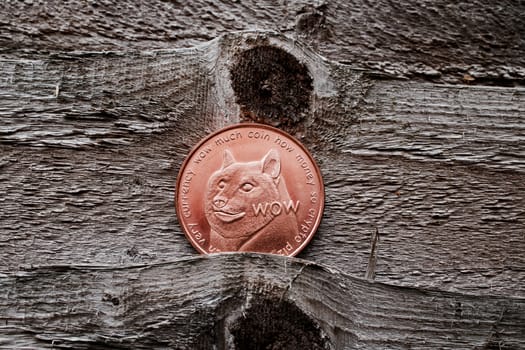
left=0, top=48, right=209, bottom=147
left=1, top=1, right=524, bottom=84
left=1, top=32, right=524, bottom=297
left=2, top=33, right=524, bottom=167
left=355, top=82, right=525, bottom=170
left=1, top=1, right=524, bottom=348
left=1, top=254, right=524, bottom=349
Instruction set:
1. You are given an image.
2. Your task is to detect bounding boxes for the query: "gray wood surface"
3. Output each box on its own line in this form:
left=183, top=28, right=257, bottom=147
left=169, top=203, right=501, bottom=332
left=1, top=32, right=523, bottom=297
left=1, top=254, right=524, bottom=349
left=2, top=0, right=524, bottom=84
left=1, top=1, right=524, bottom=348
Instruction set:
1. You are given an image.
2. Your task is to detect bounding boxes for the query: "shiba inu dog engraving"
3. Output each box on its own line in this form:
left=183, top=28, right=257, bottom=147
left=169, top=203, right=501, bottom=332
left=176, top=123, right=324, bottom=256
left=205, top=148, right=300, bottom=252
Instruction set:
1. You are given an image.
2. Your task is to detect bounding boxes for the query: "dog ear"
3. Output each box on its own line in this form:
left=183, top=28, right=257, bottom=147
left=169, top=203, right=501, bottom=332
left=222, top=149, right=236, bottom=168
left=262, top=149, right=281, bottom=179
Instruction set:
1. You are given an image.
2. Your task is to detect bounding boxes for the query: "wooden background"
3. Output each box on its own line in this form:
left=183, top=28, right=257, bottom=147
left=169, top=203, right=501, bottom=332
left=0, top=1, right=524, bottom=349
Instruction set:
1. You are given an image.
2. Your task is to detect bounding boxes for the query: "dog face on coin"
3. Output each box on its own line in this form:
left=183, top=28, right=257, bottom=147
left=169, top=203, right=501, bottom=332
left=205, top=149, right=299, bottom=251
left=175, top=123, right=324, bottom=256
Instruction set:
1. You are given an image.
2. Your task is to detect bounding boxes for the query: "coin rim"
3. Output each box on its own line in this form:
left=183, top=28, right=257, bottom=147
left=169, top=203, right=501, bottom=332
left=174, top=122, right=325, bottom=256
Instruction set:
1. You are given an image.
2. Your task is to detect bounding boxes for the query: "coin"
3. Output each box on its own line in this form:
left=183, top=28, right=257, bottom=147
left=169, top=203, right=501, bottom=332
left=175, top=123, right=324, bottom=256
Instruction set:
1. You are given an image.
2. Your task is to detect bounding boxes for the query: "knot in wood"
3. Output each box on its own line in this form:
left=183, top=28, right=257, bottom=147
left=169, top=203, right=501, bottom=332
left=230, top=46, right=313, bottom=128
left=230, top=298, right=329, bottom=350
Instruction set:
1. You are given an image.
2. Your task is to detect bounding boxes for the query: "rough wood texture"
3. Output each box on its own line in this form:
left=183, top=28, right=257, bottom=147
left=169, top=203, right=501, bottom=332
left=1, top=0, right=524, bottom=84
left=1, top=254, right=524, bottom=349
left=1, top=32, right=523, bottom=298
left=1, top=1, right=525, bottom=348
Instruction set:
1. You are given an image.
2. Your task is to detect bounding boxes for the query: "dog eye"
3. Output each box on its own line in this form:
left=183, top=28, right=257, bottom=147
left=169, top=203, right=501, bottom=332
left=218, top=181, right=226, bottom=189
left=240, top=183, right=254, bottom=192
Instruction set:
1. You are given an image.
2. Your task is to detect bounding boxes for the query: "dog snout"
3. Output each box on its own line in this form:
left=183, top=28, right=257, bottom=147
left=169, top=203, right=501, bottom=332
left=213, top=196, right=228, bottom=208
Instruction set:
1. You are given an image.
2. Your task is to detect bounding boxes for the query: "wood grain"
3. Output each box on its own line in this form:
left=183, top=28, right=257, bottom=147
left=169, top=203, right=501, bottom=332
left=1, top=254, right=524, bottom=349
left=1, top=1, right=525, bottom=347
left=1, top=1, right=524, bottom=84
left=1, top=32, right=523, bottom=298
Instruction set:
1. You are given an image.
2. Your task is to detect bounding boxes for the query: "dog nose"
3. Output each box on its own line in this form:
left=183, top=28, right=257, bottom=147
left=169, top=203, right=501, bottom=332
left=213, top=196, right=227, bottom=208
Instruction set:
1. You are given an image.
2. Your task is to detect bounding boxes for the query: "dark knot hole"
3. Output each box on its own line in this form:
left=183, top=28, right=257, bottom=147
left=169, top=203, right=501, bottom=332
left=230, top=298, right=329, bottom=350
left=230, top=46, right=313, bottom=128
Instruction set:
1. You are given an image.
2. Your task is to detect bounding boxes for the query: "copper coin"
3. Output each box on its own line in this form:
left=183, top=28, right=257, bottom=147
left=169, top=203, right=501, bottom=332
left=175, top=123, right=324, bottom=256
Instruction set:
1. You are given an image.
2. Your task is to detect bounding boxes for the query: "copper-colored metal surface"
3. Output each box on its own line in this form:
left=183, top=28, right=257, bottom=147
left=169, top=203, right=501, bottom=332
left=175, top=123, right=324, bottom=256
